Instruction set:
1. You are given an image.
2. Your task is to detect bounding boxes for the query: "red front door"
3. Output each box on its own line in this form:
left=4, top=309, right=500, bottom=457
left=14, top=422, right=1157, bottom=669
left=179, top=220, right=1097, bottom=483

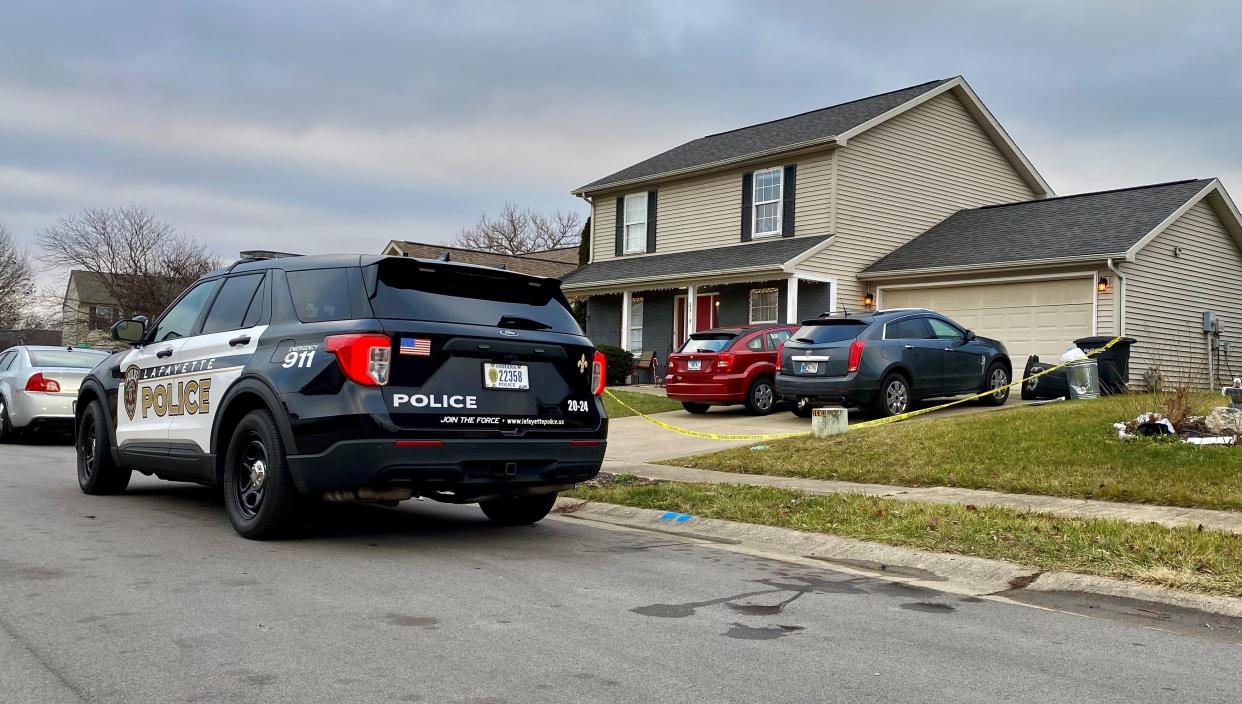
left=675, top=294, right=719, bottom=347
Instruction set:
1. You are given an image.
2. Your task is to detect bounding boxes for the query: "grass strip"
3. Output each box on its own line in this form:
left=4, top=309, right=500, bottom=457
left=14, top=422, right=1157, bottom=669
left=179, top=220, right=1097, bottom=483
left=603, top=389, right=684, bottom=418
left=567, top=477, right=1242, bottom=597
left=661, top=394, right=1242, bottom=511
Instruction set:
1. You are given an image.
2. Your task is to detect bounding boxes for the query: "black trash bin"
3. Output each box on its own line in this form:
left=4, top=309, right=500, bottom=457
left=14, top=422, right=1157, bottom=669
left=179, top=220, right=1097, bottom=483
left=1021, top=354, right=1070, bottom=400
left=1074, top=336, right=1137, bottom=395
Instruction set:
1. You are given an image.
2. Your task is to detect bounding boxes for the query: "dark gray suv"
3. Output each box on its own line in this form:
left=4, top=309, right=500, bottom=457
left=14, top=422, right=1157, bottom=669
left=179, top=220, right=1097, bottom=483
left=775, top=309, right=1012, bottom=418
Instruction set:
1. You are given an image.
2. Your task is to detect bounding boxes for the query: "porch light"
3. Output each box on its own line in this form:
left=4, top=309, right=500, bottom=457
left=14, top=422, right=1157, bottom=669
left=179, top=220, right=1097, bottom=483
left=863, top=290, right=875, bottom=307
left=1097, top=276, right=1110, bottom=293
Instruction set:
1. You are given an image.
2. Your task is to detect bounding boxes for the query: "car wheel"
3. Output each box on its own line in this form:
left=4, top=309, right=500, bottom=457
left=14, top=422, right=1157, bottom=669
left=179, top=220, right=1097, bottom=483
left=479, top=492, right=558, bottom=526
left=791, top=397, right=814, bottom=418
left=223, top=409, right=303, bottom=540
left=873, top=374, right=911, bottom=417
left=77, top=399, right=131, bottom=494
left=0, top=396, right=14, bottom=443
left=744, top=378, right=776, bottom=416
left=980, top=363, right=1010, bottom=406
left=682, top=402, right=710, bottom=414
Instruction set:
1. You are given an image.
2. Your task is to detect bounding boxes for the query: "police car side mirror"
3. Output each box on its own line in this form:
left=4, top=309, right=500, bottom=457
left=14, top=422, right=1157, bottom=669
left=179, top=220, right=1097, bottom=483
left=111, top=318, right=147, bottom=344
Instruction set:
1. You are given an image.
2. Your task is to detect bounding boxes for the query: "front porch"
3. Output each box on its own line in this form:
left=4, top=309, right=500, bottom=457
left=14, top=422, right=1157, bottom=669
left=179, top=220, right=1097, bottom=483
left=576, top=274, right=836, bottom=359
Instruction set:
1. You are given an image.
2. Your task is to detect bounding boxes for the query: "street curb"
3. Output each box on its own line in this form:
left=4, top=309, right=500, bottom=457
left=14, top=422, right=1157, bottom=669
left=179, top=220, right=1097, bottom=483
left=552, top=497, right=1242, bottom=619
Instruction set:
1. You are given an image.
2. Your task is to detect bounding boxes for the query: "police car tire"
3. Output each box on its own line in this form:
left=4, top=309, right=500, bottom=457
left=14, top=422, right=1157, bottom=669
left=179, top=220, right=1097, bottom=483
left=223, top=409, right=302, bottom=540
left=77, top=399, right=132, bottom=495
left=479, top=492, right=558, bottom=526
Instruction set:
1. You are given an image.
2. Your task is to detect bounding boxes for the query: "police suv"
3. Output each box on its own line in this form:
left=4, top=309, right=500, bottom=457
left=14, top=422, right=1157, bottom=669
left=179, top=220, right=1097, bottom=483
left=74, top=253, right=608, bottom=539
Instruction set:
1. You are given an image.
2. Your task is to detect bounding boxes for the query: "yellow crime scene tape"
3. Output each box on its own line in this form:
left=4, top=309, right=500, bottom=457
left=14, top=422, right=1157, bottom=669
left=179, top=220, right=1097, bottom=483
left=605, top=335, right=1123, bottom=441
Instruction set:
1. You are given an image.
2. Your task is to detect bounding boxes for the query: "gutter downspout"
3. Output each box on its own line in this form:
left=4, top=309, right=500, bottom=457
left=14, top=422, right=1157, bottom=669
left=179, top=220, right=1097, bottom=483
left=1107, top=258, right=1126, bottom=336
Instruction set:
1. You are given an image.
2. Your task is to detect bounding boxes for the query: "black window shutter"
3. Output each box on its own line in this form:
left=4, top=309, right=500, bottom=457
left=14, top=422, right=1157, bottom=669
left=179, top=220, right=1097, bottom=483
left=740, top=171, right=754, bottom=241
left=781, top=165, right=797, bottom=237
left=614, top=197, right=624, bottom=257
left=645, top=190, right=657, bottom=253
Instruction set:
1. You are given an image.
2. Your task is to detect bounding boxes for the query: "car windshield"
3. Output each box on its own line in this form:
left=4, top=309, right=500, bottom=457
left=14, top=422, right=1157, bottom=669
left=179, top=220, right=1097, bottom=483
left=366, top=259, right=581, bottom=334
left=27, top=350, right=108, bottom=368
left=678, top=333, right=735, bottom=353
left=792, top=320, right=868, bottom=344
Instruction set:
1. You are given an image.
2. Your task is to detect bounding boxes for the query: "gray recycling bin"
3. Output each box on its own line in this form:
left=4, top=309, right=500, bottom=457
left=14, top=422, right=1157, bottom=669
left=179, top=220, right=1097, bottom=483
left=1065, top=358, right=1101, bottom=400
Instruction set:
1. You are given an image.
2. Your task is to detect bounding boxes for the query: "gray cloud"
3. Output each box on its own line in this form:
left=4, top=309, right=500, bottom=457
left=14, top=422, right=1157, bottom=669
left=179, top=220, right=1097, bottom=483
left=1, top=0, right=1240, bottom=275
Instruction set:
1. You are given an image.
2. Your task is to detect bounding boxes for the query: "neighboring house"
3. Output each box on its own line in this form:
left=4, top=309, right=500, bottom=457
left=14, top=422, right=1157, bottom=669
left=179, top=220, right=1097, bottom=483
left=381, top=241, right=579, bottom=279
left=61, top=271, right=128, bottom=350
left=563, top=75, right=1242, bottom=389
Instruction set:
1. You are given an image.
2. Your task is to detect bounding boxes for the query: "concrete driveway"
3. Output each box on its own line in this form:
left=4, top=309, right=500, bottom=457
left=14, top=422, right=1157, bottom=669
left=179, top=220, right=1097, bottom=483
left=606, top=396, right=1039, bottom=464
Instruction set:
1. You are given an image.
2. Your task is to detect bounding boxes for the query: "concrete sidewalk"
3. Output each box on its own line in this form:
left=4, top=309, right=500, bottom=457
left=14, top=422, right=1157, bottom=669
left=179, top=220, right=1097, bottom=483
left=604, top=461, right=1242, bottom=534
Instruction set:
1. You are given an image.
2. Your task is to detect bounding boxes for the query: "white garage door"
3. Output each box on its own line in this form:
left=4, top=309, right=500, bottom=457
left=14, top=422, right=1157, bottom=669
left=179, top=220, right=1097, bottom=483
left=879, top=278, right=1094, bottom=362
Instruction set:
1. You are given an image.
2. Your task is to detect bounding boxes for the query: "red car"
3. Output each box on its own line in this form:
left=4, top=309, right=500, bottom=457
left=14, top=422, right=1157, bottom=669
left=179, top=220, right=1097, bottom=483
left=665, top=324, right=798, bottom=415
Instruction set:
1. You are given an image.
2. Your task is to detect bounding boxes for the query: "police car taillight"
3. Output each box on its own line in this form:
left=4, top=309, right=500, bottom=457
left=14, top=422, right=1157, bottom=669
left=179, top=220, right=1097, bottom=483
left=591, top=351, right=606, bottom=396
left=325, top=334, right=391, bottom=386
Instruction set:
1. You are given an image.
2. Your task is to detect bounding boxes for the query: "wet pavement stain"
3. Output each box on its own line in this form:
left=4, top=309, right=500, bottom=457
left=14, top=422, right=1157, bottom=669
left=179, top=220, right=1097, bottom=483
left=384, top=613, right=441, bottom=628
left=723, top=623, right=805, bottom=640
left=901, top=602, right=957, bottom=613
left=631, top=588, right=784, bottom=618
left=727, top=590, right=806, bottom=616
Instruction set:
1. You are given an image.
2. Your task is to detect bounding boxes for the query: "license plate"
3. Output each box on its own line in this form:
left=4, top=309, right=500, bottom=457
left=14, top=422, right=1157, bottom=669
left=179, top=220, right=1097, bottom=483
left=687, top=360, right=701, bottom=370
left=483, top=363, right=529, bottom=390
left=799, top=362, right=819, bottom=374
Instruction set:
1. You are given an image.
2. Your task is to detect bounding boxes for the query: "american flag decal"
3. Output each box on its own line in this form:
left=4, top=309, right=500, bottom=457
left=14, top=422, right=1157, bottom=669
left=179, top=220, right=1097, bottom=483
left=399, top=337, right=431, bottom=356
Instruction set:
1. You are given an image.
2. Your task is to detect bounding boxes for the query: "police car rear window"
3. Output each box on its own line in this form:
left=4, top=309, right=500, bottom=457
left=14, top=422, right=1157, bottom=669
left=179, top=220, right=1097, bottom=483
left=367, top=259, right=581, bottom=333
left=286, top=268, right=352, bottom=323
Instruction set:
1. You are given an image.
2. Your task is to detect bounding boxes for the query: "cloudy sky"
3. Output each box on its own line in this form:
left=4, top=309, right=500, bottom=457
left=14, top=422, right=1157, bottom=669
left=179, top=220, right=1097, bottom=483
left=2, top=0, right=1239, bottom=274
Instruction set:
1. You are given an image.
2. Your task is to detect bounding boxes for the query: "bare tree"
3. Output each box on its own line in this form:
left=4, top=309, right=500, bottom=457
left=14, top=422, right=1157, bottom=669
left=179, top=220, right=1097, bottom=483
left=36, top=206, right=219, bottom=320
left=0, top=223, right=35, bottom=329
left=454, top=202, right=582, bottom=255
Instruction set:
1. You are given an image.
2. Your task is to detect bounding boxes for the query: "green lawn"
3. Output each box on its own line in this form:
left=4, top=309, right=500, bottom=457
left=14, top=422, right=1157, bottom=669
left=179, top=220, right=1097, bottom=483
left=568, top=477, right=1242, bottom=597
left=662, top=394, right=1242, bottom=511
left=603, top=388, right=683, bottom=418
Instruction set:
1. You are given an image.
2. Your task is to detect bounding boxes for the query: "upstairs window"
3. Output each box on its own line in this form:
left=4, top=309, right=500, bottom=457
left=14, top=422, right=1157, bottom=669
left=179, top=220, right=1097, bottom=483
left=749, top=288, right=779, bottom=324
left=88, top=305, right=118, bottom=331
left=623, top=193, right=648, bottom=254
left=752, top=167, right=782, bottom=236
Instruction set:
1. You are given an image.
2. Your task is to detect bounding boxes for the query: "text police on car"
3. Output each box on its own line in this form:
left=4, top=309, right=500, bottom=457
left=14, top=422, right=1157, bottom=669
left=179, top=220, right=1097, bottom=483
left=74, top=252, right=608, bottom=539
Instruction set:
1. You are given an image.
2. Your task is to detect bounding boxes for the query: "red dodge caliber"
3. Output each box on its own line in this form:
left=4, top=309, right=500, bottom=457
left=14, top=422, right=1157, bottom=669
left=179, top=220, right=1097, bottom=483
left=665, top=324, right=797, bottom=415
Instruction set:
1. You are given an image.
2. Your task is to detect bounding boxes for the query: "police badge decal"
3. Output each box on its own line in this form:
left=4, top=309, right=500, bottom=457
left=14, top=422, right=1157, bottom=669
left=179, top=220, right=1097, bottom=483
left=123, top=366, right=141, bottom=421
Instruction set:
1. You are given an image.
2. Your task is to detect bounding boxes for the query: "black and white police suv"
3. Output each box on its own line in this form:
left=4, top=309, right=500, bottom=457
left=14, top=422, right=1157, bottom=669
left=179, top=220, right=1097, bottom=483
left=74, top=253, right=608, bottom=539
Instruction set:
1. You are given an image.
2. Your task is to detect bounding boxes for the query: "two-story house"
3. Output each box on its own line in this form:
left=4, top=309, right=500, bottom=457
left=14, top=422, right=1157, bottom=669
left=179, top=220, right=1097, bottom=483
left=562, top=76, right=1242, bottom=389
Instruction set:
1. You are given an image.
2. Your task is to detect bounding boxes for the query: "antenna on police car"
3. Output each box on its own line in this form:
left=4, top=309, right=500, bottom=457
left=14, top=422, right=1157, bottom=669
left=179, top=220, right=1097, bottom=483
left=239, top=250, right=301, bottom=260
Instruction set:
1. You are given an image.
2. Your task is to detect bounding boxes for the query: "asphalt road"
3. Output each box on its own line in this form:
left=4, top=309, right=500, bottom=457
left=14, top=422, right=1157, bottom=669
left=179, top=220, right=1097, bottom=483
left=1, top=440, right=1237, bottom=704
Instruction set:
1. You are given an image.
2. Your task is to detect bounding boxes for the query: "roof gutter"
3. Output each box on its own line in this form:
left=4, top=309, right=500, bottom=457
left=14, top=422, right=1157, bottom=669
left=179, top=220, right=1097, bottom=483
left=858, top=253, right=1128, bottom=281
left=572, top=137, right=839, bottom=196
left=561, top=264, right=786, bottom=294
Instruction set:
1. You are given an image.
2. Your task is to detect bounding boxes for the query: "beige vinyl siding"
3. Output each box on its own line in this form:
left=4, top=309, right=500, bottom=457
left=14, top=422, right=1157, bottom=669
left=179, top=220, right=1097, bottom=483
left=590, top=151, right=835, bottom=262
left=833, top=91, right=1037, bottom=308
left=1123, top=199, right=1242, bottom=389
left=1096, top=282, right=1116, bottom=337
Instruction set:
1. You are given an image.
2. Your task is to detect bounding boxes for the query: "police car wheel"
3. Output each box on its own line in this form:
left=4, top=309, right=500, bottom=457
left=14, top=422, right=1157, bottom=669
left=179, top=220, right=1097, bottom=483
left=479, top=492, right=558, bottom=526
left=223, top=409, right=301, bottom=540
left=77, top=399, right=132, bottom=494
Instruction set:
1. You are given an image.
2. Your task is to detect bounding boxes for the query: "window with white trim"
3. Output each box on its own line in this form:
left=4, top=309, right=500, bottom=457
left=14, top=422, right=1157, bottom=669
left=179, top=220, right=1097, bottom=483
left=749, top=288, right=779, bottom=324
left=623, top=193, right=647, bottom=254
left=752, top=167, right=782, bottom=236
left=628, top=297, right=644, bottom=353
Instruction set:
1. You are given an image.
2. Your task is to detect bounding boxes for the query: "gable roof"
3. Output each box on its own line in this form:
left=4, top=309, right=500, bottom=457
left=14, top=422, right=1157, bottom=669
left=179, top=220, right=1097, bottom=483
left=66, top=270, right=168, bottom=306
left=560, top=235, right=832, bottom=291
left=382, top=241, right=578, bottom=278
left=573, top=76, right=1051, bottom=197
left=862, top=179, right=1219, bottom=277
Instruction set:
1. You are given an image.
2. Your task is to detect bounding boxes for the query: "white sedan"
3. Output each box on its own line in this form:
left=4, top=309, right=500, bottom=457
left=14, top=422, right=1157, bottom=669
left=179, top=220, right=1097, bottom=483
left=0, top=346, right=111, bottom=440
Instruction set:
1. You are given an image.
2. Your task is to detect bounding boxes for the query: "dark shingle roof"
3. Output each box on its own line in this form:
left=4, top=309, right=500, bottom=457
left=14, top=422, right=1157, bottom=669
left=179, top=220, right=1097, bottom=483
left=863, top=179, right=1214, bottom=275
left=574, top=79, right=953, bottom=194
left=561, top=236, right=830, bottom=289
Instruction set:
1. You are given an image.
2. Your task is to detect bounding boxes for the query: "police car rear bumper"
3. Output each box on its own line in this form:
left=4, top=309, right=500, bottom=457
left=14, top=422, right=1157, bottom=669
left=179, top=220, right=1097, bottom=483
left=286, top=438, right=607, bottom=495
